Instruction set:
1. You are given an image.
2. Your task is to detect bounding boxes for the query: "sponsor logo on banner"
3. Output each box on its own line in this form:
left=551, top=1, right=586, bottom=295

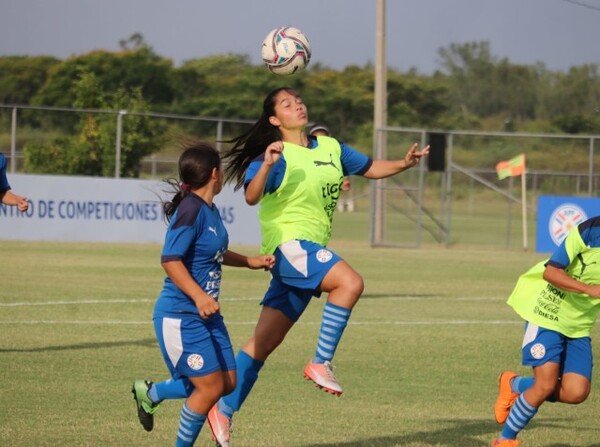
left=549, top=204, right=587, bottom=246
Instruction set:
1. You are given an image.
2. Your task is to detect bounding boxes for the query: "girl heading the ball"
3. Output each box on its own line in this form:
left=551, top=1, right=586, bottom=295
left=206, top=87, right=429, bottom=446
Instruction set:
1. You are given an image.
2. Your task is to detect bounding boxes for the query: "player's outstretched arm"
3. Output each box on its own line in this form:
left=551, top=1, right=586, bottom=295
left=1, top=190, right=29, bottom=212
left=223, top=250, right=275, bottom=271
left=363, top=143, right=429, bottom=180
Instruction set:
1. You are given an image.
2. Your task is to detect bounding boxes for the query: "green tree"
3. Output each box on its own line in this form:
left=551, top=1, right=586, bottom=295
left=33, top=35, right=174, bottom=110
left=539, top=64, right=600, bottom=132
left=0, top=56, right=59, bottom=104
left=24, top=71, right=166, bottom=177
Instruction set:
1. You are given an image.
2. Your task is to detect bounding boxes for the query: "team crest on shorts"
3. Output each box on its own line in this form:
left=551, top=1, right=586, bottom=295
left=187, top=353, right=204, bottom=370
left=530, top=343, right=546, bottom=360
left=316, top=249, right=333, bottom=263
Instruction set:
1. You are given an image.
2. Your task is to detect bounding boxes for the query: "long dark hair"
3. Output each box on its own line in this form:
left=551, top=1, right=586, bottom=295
left=223, top=87, right=298, bottom=190
left=163, top=141, right=221, bottom=222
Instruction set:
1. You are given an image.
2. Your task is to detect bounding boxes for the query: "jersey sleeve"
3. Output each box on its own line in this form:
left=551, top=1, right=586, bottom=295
left=340, top=142, right=372, bottom=176
left=244, top=155, right=287, bottom=194
left=161, top=201, right=203, bottom=262
left=546, top=221, right=589, bottom=269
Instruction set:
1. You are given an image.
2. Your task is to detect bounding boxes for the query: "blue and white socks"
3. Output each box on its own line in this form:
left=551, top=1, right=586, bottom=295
left=501, top=394, right=538, bottom=440
left=314, top=302, right=351, bottom=363
left=175, top=402, right=206, bottom=447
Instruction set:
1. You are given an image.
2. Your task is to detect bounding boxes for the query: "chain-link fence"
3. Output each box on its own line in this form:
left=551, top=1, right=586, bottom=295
left=3, top=105, right=598, bottom=251
left=0, top=104, right=253, bottom=178
left=371, top=127, right=599, bottom=250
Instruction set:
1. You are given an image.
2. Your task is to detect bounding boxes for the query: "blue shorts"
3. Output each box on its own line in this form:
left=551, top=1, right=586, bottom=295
left=521, top=322, right=593, bottom=380
left=153, top=312, right=236, bottom=379
left=260, top=240, right=342, bottom=322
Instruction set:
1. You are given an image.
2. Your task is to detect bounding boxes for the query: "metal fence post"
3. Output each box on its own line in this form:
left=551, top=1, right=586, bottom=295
left=589, top=137, right=595, bottom=197
left=115, top=110, right=127, bottom=178
left=216, top=120, right=223, bottom=152
left=10, top=107, right=17, bottom=173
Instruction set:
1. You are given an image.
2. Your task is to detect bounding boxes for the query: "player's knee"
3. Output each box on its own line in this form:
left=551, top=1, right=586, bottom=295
left=563, top=386, right=590, bottom=404
left=534, top=379, right=558, bottom=399
left=344, top=273, right=364, bottom=297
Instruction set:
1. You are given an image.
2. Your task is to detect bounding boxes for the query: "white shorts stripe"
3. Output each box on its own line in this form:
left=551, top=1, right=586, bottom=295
left=163, top=317, right=183, bottom=369
left=522, top=322, right=539, bottom=348
left=279, top=240, right=308, bottom=277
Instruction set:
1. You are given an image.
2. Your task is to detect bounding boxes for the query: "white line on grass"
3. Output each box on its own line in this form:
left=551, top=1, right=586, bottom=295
left=0, top=319, right=521, bottom=326
left=0, top=296, right=502, bottom=307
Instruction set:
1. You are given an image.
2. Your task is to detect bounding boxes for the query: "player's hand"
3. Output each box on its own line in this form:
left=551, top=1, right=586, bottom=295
left=404, top=143, right=430, bottom=168
left=195, top=294, right=220, bottom=319
left=17, top=197, right=29, bottom=213
left=247, top=255, right=276, bottom=271
left=264, top=141, right=284, bottom=166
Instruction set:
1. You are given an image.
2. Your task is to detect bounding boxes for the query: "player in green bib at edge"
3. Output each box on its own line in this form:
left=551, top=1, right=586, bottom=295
left=491, top=215, right=600, bottom=447
left=205, top=87, right=429, bottom=446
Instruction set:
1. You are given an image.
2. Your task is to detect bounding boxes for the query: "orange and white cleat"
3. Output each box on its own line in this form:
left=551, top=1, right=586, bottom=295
left=303, top=360, right=343, bottom=396
left=207, top=405, right=232, bottom=447
left=490, top=437, right=521, bottom=446
left=494, top=371, right=519, bottom=424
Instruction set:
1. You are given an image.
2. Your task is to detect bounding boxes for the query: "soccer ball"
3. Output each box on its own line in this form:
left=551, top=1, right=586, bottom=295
left=261, top=26, right=311, bottom=76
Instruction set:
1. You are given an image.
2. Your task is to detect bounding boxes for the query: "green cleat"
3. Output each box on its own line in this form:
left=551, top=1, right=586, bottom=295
left=131, top=380, right=160, bottom=432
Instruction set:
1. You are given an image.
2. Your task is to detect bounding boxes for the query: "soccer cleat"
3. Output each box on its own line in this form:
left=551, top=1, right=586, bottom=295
left=131, top=379, right=160, bottom=432
left=490, top=437, right=521, bottom=446
left=494, top=371, right=519, bottom=424
left=303, top=360, right=343, bottom=396
left=207, top=404, right=232, bottom=447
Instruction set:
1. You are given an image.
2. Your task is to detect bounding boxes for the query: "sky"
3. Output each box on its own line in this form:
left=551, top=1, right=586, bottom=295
left=1, top=0, right=600, bottom=74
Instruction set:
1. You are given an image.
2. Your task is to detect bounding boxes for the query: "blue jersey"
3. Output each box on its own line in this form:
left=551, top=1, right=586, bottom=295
left=244, top=136, right=372, bottom=192
left=154, top=193, right=229, bottom=317
left=0, top=153, right=11, bottom=192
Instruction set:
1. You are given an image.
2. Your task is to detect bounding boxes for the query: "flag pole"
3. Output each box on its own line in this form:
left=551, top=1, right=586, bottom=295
left=521, top=168, right=528, bottom=251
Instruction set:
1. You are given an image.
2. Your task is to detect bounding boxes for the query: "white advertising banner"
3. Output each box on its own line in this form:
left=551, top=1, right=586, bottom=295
left=0, top=174, right=261, bottom=245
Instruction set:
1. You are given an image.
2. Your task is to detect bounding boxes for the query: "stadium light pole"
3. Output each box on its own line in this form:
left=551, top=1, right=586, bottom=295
left=371, top=0, right=387, bottom=245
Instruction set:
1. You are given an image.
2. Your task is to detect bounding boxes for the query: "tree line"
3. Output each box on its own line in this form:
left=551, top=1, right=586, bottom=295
left=1, top=35, right=599, bottom=177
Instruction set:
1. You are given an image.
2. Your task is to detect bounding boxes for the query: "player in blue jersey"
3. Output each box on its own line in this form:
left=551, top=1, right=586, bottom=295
left=0, top=153, right=29, bottom=212
left=206, top=87, right=429, bottom=446
left=491, top=215, right=600, bottom=447
left=131, top=142, right=274, bottom=447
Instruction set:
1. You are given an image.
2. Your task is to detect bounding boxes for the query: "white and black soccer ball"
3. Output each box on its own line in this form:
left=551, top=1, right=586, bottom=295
left=261, top=26, right=311, bottom=76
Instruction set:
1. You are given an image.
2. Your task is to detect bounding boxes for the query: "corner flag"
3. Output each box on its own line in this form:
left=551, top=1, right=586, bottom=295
left=496, top=153, right=526, bottom=179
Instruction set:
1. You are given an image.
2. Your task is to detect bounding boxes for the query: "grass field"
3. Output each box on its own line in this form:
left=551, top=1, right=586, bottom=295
left=1, top=223, right=599, bottom=446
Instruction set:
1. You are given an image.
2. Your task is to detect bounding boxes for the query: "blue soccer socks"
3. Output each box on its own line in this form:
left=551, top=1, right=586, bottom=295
left=150, top=378, right=193, bottom=402
left=219, top=350, right=264, bottom=417
left=175, top=402, right=206, bottom=447
left=314, top=302, right=351, bottom=363
left=511, top=376, right=534, bottom=394
left=501, top=394, right=538, bottom=440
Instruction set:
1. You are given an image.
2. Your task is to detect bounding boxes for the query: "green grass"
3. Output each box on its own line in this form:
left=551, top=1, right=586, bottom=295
left=1, top=234, right=599, bottom=446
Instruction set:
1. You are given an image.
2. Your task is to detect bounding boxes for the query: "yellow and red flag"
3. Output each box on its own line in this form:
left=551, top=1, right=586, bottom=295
left=496, top=153, right=526, bottom=179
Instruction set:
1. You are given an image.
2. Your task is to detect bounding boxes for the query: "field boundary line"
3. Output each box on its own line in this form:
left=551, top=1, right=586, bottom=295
left=0, top=319, right=521, bottom=326
left=0, top=295, right=503, bottom=307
